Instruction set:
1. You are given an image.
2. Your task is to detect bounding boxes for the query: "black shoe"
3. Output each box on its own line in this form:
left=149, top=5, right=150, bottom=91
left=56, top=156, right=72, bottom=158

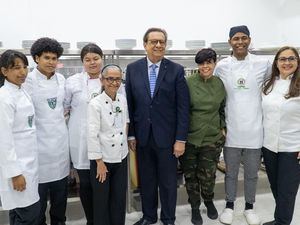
left=191, top=209, right=203, bottom=225
left=133, top=218, right=155, bottom=225
left=204, top=201, right=218, bottom=220
left=262, top=221, right=276, bottom=225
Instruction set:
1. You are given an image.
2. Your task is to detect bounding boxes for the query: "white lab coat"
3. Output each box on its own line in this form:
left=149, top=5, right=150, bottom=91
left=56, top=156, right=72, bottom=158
left=262, top=77, right=300, bottom=153
left=0, top=81, right=39, bottom=210
left=23, top=68, right=69, bottom=183
left=64, top=72, right=102, bottom=169
left=215, top=54, right=271, bottom=148
left=87, top=92, right=129, bottom=163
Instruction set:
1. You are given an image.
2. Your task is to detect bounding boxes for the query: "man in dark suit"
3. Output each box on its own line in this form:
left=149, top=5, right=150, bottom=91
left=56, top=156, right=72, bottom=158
left=126, top=27, right=190, bottom=225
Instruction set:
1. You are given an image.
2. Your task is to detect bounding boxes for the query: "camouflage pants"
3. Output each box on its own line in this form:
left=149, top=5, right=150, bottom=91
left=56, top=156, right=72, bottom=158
left=179, top=139, right=223, bottom=209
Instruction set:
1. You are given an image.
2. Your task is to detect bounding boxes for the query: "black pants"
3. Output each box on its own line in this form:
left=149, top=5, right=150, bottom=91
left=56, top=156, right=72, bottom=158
left=262, top=147, right=300, bottom=225
left=90, top=157, right=127, bottom=225
left=9, top=201, right=40, bottom=225
left=77, top=169, right=93, bottom=225
left=37, top=177, right=68, bottom=225
left=138, top=132, right=178, bottom=224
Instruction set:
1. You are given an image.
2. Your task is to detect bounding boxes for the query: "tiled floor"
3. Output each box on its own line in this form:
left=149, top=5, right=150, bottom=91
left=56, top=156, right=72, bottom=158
left=67, top=192, right=300, bottom=225
left=1, top=191, right=299, bottom=225
left=1, top=166, right=299, bottom=225
left=125, top=192, right=300, bottom=225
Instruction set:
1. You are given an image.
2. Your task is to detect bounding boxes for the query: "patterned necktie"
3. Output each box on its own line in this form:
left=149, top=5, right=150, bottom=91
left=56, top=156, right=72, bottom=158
left=149, top=64, right=157, bottom=97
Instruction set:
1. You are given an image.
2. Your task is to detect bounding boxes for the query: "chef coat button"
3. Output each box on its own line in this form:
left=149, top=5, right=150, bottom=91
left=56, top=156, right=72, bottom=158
left=121, top=143, right=123, bottom=146
left=112, top=144, right=115, bottom=147
left=110, top=112, right=112, bottom=115
left=106, top=101, right=108, bottom=104
left=120, top=132, right=123, bottom=135
left=112, top=134, right=114, bottom=137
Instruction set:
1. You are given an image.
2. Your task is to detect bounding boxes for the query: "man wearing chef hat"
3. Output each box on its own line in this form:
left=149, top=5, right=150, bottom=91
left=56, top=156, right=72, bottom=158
left=214, top=25, right=272, bottom=225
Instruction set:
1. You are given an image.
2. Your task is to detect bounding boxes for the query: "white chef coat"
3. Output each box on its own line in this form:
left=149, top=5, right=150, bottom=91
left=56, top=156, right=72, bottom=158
left=64, top=72, right=102, bottom=169
left=23, top=68, right=70, bottom=183
left=214, top=54, right=272, bottom=148
left=262, top=76, right=300, bottom=153
left=0, top=81, right=39, bottom=210
left=87, top=91, right=129, bottom=163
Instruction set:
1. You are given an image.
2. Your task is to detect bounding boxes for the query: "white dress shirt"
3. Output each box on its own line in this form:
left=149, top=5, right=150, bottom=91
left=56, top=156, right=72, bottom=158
left=262, top=77, right=300, bottom=153
left=87, top=91, right=129, bottom=163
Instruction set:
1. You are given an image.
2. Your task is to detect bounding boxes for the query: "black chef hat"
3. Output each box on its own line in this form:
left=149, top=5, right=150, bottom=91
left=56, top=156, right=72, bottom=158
left=229, top=25, right=250, bottom=39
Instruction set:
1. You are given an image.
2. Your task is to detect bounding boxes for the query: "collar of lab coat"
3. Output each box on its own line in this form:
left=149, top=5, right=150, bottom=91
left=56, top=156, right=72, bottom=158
left=4, top=80, right=22, bottom=90
left=231, top=53, right=251, bottom=62
left=34, top=67, right=57, bottom=80
left=101, top=90, right=120, bottom=103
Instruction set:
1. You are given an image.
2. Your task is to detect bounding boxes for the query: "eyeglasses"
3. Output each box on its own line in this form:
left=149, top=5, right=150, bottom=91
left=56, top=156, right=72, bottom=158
left=104, top=77, right=124, bottom=84
left=147, top=39, right=166, bottom=46
left=277, top=56, right=298, bottom=63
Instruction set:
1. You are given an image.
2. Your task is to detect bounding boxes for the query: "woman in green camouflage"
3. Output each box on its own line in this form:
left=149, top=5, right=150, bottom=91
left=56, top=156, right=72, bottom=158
left=180, top=48, right=226, bottom=225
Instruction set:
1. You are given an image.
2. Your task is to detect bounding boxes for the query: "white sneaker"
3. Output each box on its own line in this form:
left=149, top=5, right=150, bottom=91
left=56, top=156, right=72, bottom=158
left=219, top=208, right=234, bottom=224
left=244, top=209, right=260, bottom=225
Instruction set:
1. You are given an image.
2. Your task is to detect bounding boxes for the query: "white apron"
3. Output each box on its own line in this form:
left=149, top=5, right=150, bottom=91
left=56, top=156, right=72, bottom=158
left=28, top=69, right=69, bottom=183
left=66, top=72, right=101, bottom=169
left=225, top=57, right=263, bottom=148
left=0, top=82, right=39, bottom=210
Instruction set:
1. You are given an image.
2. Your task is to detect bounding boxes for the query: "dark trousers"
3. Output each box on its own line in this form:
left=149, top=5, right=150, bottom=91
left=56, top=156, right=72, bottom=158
left=262, top=147, right=300, bottom=225
left=37, top=177, right=68, bottom=225
left=180, top=142, right=222, bottom=209
left=77, top=169, right=93, bottom=225
left=90, top=157, right=127, bottom=225
left=9, top=201, right=40, bottom=225
left=137, top=132, right=178, bottom=224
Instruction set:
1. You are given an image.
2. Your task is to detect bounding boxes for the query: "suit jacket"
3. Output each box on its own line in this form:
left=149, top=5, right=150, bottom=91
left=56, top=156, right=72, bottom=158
left=125, top=57, right=190, bottom=148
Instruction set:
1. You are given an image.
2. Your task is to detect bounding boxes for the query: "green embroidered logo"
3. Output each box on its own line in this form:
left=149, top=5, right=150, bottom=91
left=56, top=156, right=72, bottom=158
left=47, top=97, right=57, bottom=109
left=28, top=115, right=34, bottom=127
left=91, top=92, right=99, bottom=99
left=115, top=106, right=122, bottom=113
left=235, top=78, right=249, bottom=90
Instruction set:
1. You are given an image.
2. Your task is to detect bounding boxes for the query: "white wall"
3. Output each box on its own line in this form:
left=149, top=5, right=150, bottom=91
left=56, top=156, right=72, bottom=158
left=0, top=0, right=298, bottom=50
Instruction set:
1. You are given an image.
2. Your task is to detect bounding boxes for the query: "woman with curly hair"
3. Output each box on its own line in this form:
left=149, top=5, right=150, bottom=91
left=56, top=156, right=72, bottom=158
left=23, top=37, right=69, bottom=225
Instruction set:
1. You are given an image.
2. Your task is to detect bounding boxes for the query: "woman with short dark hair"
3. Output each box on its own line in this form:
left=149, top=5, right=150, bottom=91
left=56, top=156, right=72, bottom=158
left=23, top=37, right=70, bottom=225
left=180, top=48, right=226, bottom=225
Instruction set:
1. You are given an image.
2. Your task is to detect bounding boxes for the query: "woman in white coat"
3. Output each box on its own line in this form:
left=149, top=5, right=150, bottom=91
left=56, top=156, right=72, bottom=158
left=23, top=38, right=70, bottom=225
left=262, top=46, right=300, bottom=225
left=87, top=64, right=129, bottom=225
left=0, top=50, right=40, bottom=225
left=64, top=43, right=104, bottom=225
